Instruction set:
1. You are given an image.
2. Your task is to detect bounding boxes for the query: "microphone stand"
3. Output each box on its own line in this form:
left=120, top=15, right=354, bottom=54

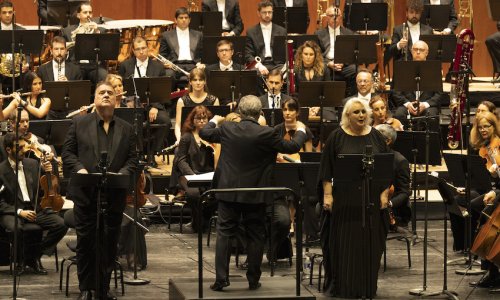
left=283, top=5, right=291, bottom=95
left=270, top=88, right=276, bottom=127
left=96, top=151, right=108, bottom=300
left=361, top=145, right=374, bottom=299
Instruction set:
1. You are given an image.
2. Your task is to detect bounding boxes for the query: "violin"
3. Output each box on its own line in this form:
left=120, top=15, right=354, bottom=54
left=39, top=154, right=65, bottom=212
left=22, top=132, right=52, bottom=159
left=127, top=172, right=146, bottom=207
left=480, top=136, right=500, bottom=177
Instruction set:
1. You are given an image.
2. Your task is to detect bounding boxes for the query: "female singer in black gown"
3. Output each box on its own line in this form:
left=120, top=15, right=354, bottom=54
left=319, top=98, right=390, bottom=298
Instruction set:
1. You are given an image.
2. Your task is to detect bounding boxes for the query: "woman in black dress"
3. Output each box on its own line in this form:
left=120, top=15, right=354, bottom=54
left=319, top=97, right=390, bottom=298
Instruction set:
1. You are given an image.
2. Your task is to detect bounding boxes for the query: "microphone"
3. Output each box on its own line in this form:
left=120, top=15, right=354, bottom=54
left=364, top=145, right=373, bottom=157
left=98, top=151, right=108, bottom=171
left=157, top=144, right=178, bottom=155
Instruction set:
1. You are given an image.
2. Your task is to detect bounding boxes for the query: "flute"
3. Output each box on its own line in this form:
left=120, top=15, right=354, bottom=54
left=0, top=90, right=46, bottom=100
left=65, top=91, right=127, bottom=118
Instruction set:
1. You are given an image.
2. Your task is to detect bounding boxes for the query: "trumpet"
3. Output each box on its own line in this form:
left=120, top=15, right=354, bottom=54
left=402, top=22, right=409, bottom=61
left=151, top=53, right=190, bottom=76
left=0, top=90, right=46, bottom=100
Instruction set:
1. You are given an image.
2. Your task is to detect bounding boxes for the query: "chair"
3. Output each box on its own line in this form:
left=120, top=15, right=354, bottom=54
left=383, top=226, right=412, bottom=271
left=309, top=253, right=324, bottom=292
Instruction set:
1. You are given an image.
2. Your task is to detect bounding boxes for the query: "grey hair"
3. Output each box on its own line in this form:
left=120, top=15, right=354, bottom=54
left=340, top=98, right=372, bottom=128
left=375, top=124, right=397, bottom=146
left=238, top=95, right=262, bottom=120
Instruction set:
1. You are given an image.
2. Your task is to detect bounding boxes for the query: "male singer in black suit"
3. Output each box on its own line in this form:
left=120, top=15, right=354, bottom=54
left=421, top=0, right=458, bottom=34
left=37, top=36, right=83, bottom=82
left=159, top=7, right=204, bottom=80
left=487, top=22, right=500, bottom=83
left=202, top=0, right=244, bottom=36
left=62, top=82, right=137, bottom=300
left=258, top=68, right=291, bottom=109
left=375, top=124, right=411, bottom=228
left=315, top=5, right=356, bottom=96
left=389, top=0, right=433, bottom=62
left=118, top=36, right=171, bottom=161
left=0, top=133, right=67, bottom=275
left=200, top=95, right=306, bottom=291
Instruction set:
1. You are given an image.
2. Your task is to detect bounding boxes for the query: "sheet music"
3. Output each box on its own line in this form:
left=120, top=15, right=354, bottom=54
left=185, top=172, right=214, bottom=182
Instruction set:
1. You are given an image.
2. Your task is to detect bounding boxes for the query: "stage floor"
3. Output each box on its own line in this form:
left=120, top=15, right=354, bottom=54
left=0, top=220, right=496, bottom=300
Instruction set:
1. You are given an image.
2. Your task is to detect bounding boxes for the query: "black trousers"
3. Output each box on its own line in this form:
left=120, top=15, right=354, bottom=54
left=74, top=200, right=124, bottom=292
left=146, top=108, right=171, bottom=153
left=486, top=32, right=500, bottom=74
left=215, top=201, right=266, bottom=286
left=266, top=197, right=291, bottom=261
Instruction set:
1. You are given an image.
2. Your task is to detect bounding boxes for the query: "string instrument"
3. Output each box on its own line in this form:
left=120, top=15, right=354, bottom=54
left=39, top=159, right=65, bottom=212
left=471, top=204, right=500, bottom=263
left=127, top=172, right=146, bottom=207
left=22, top=132, right=53, bottom=160
left=479, top=137, right=500, bottom=177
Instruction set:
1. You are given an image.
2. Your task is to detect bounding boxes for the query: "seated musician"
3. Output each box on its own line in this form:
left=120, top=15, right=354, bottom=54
left=274, top=98, right=315, bottom=242
left=106, top=74, right=133, bottom=108
left=314, top=5, right=357, bottom=96
left=370, top=96, right=404, bottom=131
left=202, top=0, right=244, bottom=36
left=467, top=111, right=500, bottom=290
left=258, top=68, right=291, bottom=110
left=486, top=22, right=500, bottom=83
left=37, top=36, right=83, bottom=83
left=389, top=0, right=433, bottom=62
left=392, top=40, right=442, bottom=129
left=159, top=7, right=204, bottom=81
left=61, top=2, right=108, bottom=86
left=245, top=1, right=286, bottom=95
left=205, top=39, right=243, bottom=72
left=476, top=100, right=497, bottom=117
left=294, top=40, right=330, bottom=92
left=170, top=105, right=216, bottom=233
left=0, top=132, right=67, bottom=275
left=175, top=68, right=219, bottom=143
left=375, top=124, right=411, bottom=228
left=422, top=0, right=458, bottom=35
left=343, top=69, right=376, bottom=104
left=118, top=36, right=172, bottom=164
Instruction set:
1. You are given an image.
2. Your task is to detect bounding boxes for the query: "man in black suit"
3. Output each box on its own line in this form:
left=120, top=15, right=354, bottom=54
left=342, top=69, right=375, bottom=105
left=392, top=40, right=442, bottom=129
left=389, top=0, right=433, bottom=62
left=200, top=95, right=306, bottom=291
left=37, top=36, right=83, bottom=82
left=421, top=0, right=458, bottom=34
left=118, top=36, right=171, bottom=161
left=315, top=6, right=356, bottom=95
left=206, top=39, right=243, bottom=72
left=62, top=82, right=137, bottom=300
left=375, top=124, right=411, bottom=228
left=258, top=68, right=291, bottom=109
left=159, top=7, right=204, bottom=80
left=0, top=132, right=67, bottom=275
left=487, top=22, right=500, bottom=83
left=61, top=2, right=108, bottom=86
left=0, top=0, right=23, bottom=30
left=202, top=0, right=244, bottom=36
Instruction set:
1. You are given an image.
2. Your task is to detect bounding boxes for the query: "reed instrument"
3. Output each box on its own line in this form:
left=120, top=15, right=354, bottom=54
left=244, top=56, right=262, bottom=70
left=151, top=53, right=190, bottom=76
left=447, top=29, right=475, bottom=149
left=286, top=40, right=296, bottom=94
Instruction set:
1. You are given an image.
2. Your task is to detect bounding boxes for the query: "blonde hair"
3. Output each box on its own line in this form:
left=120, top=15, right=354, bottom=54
left=340, top=98, right=372, bottom=128
left=294, top=40, right=324, bottom=77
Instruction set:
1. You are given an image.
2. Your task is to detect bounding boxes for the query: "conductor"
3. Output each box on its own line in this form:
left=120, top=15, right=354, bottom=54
left=200, top=95, right=307, bottom=291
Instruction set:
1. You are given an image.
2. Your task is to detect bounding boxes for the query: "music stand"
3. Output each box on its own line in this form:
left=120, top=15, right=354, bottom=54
left=346, top=3, right=388, bottom=32
left=334, top=35, right=378, bottom=74
left=47, top=0, right=85, bottom=26
left=207, top=70, right=257, bottom=104
left=333, top=152, right=393, bottom=299
left=44, top=80, right=92, bottom=111
left=0, top=30, right=44, bottom=54
left=70, top=172, right=130, bottom=300
left=421, top=5, right=450, bottom=31
left=202, top=36, right=245, bottom=65
left=488, top=0, right=500, bottom=20
left=272, top=35, right=320, bottom=64
left=74, top=33, right=120, bottom=75
left=189, top=11, right=222, bottom=36
left=299, top=152, right=321, bottom=163
left=262, top=107, right=309, bottom=127
left=420, top=34, right=457, bottom=62
left=180, top=105, right=230, bottom=127
left=298, top=81, right=345, bottom=148
left=273, top=7, right=309, bottom=34
left=114, top=107, right=145, bottom=150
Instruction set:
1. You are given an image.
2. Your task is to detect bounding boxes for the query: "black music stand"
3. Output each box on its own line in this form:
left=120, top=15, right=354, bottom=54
left=298, top=81, right=345, bottom=148
left=189, top=12, right=222, bottom=36
left=201, top=36, right=245, bottom=65
left=47, top=0, right=85, bottom=26
left=180, top=105, right=230, bottom=127
left=420, top=34, right=457, bottom=62
left=443, top=153, right=492, bottom=193
left=333, top=151, right=394, bottom=299
left=334, top=35, right=378, bottom=74
left=272, top=35, right=320, bottom=64
left=488, top=0, right=500, bottom=20
left=421, top=5, right=450, bottom=31
left=345, top=3, right=388, bottom=32
left=70, top=171, right=130, bottom=300
left=44, top=80, right=92, bottom=111
left=207, top=70, right=257, bottom=105
left=261, top=107, right=309, bottom=127
left=74, top=33, right=120, bottom=76
left=273, top=7, right=309, bottom=34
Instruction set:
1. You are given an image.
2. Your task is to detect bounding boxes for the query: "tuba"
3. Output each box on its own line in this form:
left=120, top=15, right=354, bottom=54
left=0, top=53, right=25, bottom=77
left=447, top=29, right=475, bottom=149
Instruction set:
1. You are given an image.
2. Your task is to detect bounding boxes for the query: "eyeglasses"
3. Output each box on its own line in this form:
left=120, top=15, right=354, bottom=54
left=194, top=116, right=208, bottom=121
left=217, top=48, right=232, bottom=53
left=134, top=46, right=148, bottom=52
left=412, top=48, right=427, bottom=53
left=478, top=124, right=493, bottom=131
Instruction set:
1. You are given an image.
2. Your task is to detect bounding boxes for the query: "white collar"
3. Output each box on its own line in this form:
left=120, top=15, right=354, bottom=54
left=260, top=22, right=272, bottom=30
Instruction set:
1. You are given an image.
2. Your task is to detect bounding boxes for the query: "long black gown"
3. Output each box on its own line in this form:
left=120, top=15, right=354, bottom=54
left=318, top=127, right=390, bottom=298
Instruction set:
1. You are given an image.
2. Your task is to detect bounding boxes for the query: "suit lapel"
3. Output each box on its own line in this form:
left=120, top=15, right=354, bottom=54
left=189, top=31, right=197, bottom=59
left=48, top=61, right=55, bottom=81
left=108, top=119, right=123, bottom=167
left=171, top=32, right=180, bottom=58
left=88, top=115, right=100, bottom=162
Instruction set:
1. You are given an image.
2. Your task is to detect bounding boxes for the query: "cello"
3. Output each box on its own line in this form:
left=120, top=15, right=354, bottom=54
left=471, top=205, right=500, bottom=262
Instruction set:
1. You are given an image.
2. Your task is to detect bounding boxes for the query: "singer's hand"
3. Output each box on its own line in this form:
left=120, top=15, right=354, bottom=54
left=323, top=194, right=334, bottom=211
left=149, top=107, right=158, bottom=122
left=19, top=210, right=37, bottom=222
left=77, top=168, right=88, bottom=174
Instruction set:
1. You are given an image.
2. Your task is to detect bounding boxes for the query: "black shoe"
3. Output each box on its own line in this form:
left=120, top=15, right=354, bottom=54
left=249, top=282, right=261, bottom=290
left=210, top=281, right=230, bottom=291
left=106, top=290, right=117, bottom=300
left=26, top=259, right=48, bottom=275
left=77, top=290, right=92, bottom=300
left=469, top=274, right=500, bottom=288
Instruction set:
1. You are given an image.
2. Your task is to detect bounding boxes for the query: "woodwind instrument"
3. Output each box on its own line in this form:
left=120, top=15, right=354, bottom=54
left=244, top=56, right=262, bottom=70
left=286, top=40, right=296, bottom=94
left=0, top=90, right=46, bottom=100
left=65, top=91, right=127, bottom=118
left=402, top=22, right=409, bottom=61
left=151, top=53, right=190, bottom=76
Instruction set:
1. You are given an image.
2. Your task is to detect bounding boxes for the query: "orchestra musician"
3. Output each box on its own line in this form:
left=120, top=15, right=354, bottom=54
left=61, top=2, right=108, bottom=86
left=486, top=22, right=500, bottom=83
left=200, top=95, right=307, bottom=291
left=159, top=7, right=204, bottom=80
left=342, top=69, right=376, bottom=105
left=0, top=132, right=67, bottom=275
left=170, top=105, right=216, bottom=233
left=375, top=124, right=411, bottom=228
left=421, top=0, right=458, bottom=34
left=314, top=5, right=357, bottom=96
left=202, top=0, right=244, bottom=36
left=319, top=97, right=390, bottom=298
left=37, top=36, right=83, bottom=83
left=245, top=1, right=286, bottom=79
left=389, top=0, right=433, bottom=62
left=205, top=39, right=243, bottom=72
left=175, top=68, right=219, bottom=143
left=370, top=95, right=404, bottom=131
left=476, top=100, right=497, bottom=117
left=467, top=111, right=500, bottom=290
left=62, top=82, right=137, bottom=300
left=294, top=40, right=330, bottom=91
left=106, top=74, right=132, bottom=108
left=258, top=68, right=291, bottom=109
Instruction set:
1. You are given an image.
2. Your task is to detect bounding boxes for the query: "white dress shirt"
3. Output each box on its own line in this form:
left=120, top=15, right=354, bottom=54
left=8, top=158, right=30, bottom=203
left=1, top=22, right=12, bottom=30
left=219, top=60, right=233, bottom=71
left=217, top=0, right=230, bottom=31
left=408, top=22, right=421, bottom=46
left=52, top=60, right=65, bottom=81
left=327, top=26, right=340, bottom=60
left=260, top=23, right=273, bottom=58
left=357, top=92, right=371, bottom=102
left=134, top=57, right=149, bottom=78
left=268, top=93, right=281, bottom=109
left=176, top=27, right=192, bottom=61
left=285, top=0, right=293, bottom=6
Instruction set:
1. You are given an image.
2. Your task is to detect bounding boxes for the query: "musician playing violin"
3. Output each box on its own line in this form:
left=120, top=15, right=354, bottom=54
left=468, top=111, right=500, bottom=290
